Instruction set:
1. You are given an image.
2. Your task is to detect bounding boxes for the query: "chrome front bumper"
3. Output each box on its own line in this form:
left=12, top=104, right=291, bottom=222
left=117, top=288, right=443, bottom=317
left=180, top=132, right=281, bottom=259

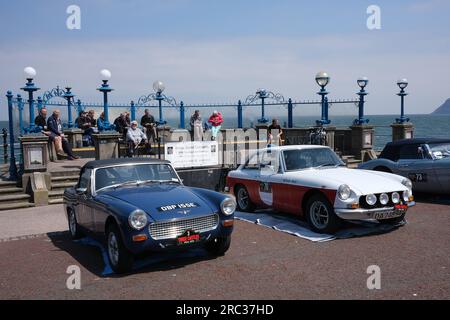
left=335, top=201, right=415, bottom=221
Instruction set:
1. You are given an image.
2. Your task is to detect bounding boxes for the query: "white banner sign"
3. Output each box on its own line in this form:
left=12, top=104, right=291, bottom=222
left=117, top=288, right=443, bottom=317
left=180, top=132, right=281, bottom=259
left=164, top=141, right=219, bottom=168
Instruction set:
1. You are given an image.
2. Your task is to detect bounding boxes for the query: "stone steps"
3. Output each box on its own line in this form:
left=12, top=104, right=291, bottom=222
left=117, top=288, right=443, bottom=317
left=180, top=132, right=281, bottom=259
left=0, top=202, right=35, bottom=211
left=0, top=187, right=23, bottom=194
left=0, top=193, right=32, bottom=204
left=48, top=171, right=80, bottom=205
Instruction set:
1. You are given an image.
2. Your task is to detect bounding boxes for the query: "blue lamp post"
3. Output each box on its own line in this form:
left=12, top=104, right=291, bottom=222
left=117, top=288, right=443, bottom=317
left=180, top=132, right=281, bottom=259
left=153, top=80, right=167, bottom=125
left=354, top=77, right=369, bottom=125
left=97, top=69, right=113, bottom=129
left=315, top=71, right=331, bottom=126
left=395, top=79, right=409, bottom=123
left=6, top=91, right=18, bottom=180
left=21, top=67, right=40, bottom=133
left=17, top=94, right=24, bottom=135
left=63, top=87, right=75, bottom=128
left=256, top=89, right=269, bottom=124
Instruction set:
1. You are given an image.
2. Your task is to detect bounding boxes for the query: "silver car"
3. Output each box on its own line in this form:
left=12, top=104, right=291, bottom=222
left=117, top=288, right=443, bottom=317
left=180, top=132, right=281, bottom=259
left=359, top=138, right=450, bottom=195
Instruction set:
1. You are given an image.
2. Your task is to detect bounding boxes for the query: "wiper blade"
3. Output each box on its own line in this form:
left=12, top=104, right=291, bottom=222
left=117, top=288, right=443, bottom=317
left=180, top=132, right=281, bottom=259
left=96, top=180, right=138, bottom=192
left=316, top=163, right=340, bottom=169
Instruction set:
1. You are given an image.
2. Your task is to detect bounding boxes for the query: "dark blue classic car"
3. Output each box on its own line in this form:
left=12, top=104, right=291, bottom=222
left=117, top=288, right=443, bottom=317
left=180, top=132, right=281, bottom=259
left=63, top=158, right=236, bottom=273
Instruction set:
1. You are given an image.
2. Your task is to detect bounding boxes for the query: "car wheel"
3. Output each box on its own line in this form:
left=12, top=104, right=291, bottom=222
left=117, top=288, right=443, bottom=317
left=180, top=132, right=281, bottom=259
left=205, top=236, right=231, bottom=256
left=236, top=185, right=255, bottom=212
left=68, top=209, right=83, bottom=240
left=379, top=213, right=406, bottom=225
left=305, top=194, right=341, bottom=234
left=106, top=224, right=134, bottom=274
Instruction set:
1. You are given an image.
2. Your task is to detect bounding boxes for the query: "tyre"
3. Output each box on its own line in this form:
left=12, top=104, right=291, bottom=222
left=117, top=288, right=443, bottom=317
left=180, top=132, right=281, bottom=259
left=235, top=185, right=255, bottom=212
left=106, top=224, right=134, bottom=274
left=378, top=213, right=406, bottom=225
left=68, top=209, right=83, bottom=240
left=305, top=194, right=341, bottom=234
left=205, top=236, right=231, bottom=256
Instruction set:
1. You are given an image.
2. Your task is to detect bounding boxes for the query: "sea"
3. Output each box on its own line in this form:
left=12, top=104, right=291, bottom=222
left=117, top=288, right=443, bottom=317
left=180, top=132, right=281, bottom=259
left=1, top=114, right=449, bottom=161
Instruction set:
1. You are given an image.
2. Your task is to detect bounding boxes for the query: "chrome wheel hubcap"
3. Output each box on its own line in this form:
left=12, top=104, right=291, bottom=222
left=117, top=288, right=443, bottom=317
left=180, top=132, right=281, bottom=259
left=237, top=188, right=249, bottom=209
left=310, top=201, right=329, bottom=229
left=108, top=232, right=119, bottom=266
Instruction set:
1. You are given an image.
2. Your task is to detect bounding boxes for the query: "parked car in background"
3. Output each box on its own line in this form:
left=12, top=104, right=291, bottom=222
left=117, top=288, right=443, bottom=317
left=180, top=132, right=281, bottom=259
left=227, top=145, right=415, bottom=233
left=358, top=138, right=450, bottom=195
left=64, top=158, right=236, bottom=273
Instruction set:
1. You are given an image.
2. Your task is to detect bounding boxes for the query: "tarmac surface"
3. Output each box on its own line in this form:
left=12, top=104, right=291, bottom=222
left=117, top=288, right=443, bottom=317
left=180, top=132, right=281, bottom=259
left=0, top=199, right=449, bottom=300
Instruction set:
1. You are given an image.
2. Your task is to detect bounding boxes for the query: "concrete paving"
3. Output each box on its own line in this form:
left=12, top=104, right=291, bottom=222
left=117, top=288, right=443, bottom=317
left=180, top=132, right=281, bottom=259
left=0, top=201, right=448, bottom=299
left=0, top=204, right=67, bottom=240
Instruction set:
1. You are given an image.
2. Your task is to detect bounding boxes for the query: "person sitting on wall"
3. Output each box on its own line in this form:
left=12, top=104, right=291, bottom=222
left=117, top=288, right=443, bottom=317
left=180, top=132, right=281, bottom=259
left=208, top=110, right=223, bottom=141
left=190, top=110, right=203, bottom=141
left=35, top=108, right=64, bottom=156
left=76, top=111, right=95, bottom=146
left=268, top=118, right=283, bottom=146
left=47, top=109, right=79, bottom=160
left=88, top=110, right=97, bottom=127
left=140, top=109, right=156, bottom=145
left=126, top=120, right=149, bottom=157
left=97, top=112, right=107, bottom=131
left=114, top=112, right=129, bottom=139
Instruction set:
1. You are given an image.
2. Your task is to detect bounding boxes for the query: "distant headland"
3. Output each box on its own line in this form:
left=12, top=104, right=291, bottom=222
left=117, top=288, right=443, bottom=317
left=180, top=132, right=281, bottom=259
left=432, top=98, right=450, bottom=114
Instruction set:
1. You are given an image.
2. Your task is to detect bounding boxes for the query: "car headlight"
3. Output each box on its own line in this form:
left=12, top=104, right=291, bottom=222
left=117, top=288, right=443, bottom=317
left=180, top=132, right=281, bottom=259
left=338, top=184, right=352, bottom=200
left=221, top=198, right=236, bottom=216
left=379, top=193, right=389, bottom=205
left=366, top=194, right=377, bottom=206
left=401, top=178, right=413, bottom=190
left=128, top=209, right=148, bottom=230
left=392, top=192, right=400, bottom=204
left=403, top=189, right=411, bottom=202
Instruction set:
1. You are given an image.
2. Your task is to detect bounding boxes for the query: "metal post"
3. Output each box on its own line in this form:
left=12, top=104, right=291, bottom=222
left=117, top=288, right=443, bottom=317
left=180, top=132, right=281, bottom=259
left=179, top=101, right=185, bottom=129
left=261, top=96, right=266, bottom=123
left=317, top=87, right=330, bottom=125
left=355, top=87, right=369, bottom=124
left=76, top=99, right=83, bottom=115
left=130, top=101, right=136, bottom=122
left=97, top=80, right=113, bottom=127
left=237, top=100, right=243, bottom=128
left=63, top=87, right=75, bottom=128
left=21, top=78, right=40, bottom=132
left=17, top=94, right=24, bottom=135
left=395, top=88, right=409, bottom=123
left=37, top=96, right=43, bottom=112
left=287, top=98, right=293, bottom=128
left=157, top=95, right=165, bottom=125
left=2, top=128, right=8, bottom=164
left=6, top=91, right=18, bottom=180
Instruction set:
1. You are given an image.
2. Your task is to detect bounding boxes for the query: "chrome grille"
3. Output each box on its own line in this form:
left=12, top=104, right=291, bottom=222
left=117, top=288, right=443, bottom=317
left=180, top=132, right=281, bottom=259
left=149, top=214, right=219, bottom=240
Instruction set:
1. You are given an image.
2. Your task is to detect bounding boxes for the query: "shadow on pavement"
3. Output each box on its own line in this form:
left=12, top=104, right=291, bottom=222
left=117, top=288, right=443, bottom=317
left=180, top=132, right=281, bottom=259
left=47, top=231, right=218, bottom=278
left=414, top=193, right=450, bottom=206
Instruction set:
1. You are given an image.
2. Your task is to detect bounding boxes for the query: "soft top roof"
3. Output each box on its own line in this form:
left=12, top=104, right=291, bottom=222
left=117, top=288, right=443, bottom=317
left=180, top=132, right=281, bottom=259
left=83, top=158, right=170, bottom=169
left=386, top=138, right=450, bottom=147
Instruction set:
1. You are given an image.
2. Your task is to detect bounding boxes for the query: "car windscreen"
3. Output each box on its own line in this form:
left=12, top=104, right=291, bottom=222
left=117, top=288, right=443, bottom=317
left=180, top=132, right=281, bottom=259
left=428, top=143, right=450, bottom=159
left=283, top=148, right=343, bottom=171
left=95, top=164, right=179, bottom=191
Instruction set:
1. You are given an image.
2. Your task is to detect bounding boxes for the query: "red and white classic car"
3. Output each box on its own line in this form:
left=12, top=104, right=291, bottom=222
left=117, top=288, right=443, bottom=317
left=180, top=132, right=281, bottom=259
left=226, top=145, right=415, bottom=233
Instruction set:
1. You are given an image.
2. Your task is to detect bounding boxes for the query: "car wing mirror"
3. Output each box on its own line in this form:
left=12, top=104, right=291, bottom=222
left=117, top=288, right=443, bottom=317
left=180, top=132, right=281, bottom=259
left=76, top=187, right=87, bottom=195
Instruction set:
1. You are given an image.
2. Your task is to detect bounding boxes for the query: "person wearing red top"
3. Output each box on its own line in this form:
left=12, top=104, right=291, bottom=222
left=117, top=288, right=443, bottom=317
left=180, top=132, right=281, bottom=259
left=208, top=110, right=223, bottom=140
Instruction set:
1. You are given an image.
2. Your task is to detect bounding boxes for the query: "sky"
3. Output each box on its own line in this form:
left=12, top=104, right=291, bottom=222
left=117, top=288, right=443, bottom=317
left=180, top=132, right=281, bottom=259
left=0, top=0, right=449, bottom=120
